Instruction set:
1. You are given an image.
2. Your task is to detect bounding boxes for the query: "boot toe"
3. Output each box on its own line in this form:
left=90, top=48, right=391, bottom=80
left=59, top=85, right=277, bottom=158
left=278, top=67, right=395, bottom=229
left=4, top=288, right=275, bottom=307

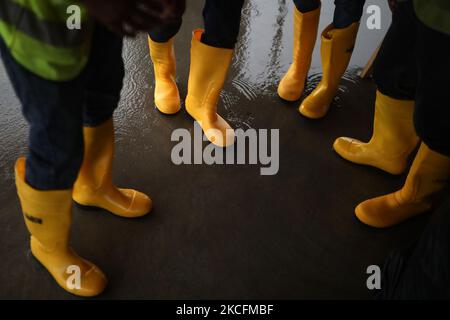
left=30, top=240, right=108, bottom=297
left=355, top=194, right=408, bottom=228
left=154, top=79, right=181, bottom=114
left=205, top=128, right=236, bottom=148
left=277, top=77, right=303, bottom=101
left=75, top=262, right=108, bottom=297
left=121, top=189, right=153, bottom=218
left=355, top=197, right=390, bottom=228
left=333, top=137, right=362, bottom=159
left=299, top=99, right=328, bottom=119
left=155, top=97, right=181, bottom=115
left=222, top=129, right=236, bottom=148
left=202, top=116, right=235, bottom=147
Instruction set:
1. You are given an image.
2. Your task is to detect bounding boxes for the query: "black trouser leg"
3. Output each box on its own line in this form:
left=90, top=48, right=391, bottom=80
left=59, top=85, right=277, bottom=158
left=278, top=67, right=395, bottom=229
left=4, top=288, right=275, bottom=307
left=373, top=0, right=450, bottom=155
left=373, top=0, right=418, bottom=100
left=292, top=0, right=365, bottom=28
left=149, top=0, right=245, bottom=48
left=333, top=0, right=365, bottom=28
left=83, top=24, right=124, bottom=127
left=148, top=19, right=183, bottom=43
left=292, top=0, right=321, bottom=13
left=201, top=0, right=246, bottom=49
left=414, top=18, right=450, bottom=156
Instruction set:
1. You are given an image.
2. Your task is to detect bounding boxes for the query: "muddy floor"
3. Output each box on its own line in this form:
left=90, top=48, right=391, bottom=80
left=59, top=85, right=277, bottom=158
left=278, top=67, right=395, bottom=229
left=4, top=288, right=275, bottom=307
left=0, top=0, right=428, bottom=299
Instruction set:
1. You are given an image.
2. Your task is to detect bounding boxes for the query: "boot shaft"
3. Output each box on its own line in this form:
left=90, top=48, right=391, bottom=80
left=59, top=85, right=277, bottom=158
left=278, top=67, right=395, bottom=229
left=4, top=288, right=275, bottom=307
left=291, top=6, right=321, bottom=73
left=320, top=22, right=359, bottom=89
left=186, top=29, right=233, bottom=119
left=148, top=37, right=177, bottom=79
left=370, top=91, right=418, bottom=156
left=15, top=158, right=72, bottom=251
left=75, top=118, right=115, bottom=191
left=399, top=143, right=450, bottom=204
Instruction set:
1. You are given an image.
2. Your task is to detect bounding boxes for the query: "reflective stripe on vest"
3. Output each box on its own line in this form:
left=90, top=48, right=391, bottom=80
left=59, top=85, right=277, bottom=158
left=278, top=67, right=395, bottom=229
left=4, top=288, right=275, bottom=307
left=0, top=0, right=93, bottom=81
left=0, top=0, right=88, bottom=47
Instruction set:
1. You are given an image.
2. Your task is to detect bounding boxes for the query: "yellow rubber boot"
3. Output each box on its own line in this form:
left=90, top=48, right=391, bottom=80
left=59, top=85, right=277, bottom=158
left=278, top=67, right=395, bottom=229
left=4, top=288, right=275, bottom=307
left=333, top=91, right=419, bottom=175
left=185, top=29, right=235, bottom=147
left=299, top=22, right=359, bottom=119
left=148, top=37, right=181, bottom=114
left=15, top=158, right=107, bottom=297
left=73, top=118, right=152, bottom=218
left=278, top=7, right=321, bottom=101
left=355, top=143, right=450, bottom=228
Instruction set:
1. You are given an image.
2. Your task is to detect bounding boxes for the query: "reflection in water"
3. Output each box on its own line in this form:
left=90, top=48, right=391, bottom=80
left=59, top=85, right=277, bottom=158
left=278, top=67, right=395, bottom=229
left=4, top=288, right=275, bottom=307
left=234, top=0, right=289, bottom=93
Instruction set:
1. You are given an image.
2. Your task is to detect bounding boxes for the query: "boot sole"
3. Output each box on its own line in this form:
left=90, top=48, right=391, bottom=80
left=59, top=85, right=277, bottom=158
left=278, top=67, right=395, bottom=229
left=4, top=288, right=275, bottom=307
left=73, top=201, right=103, bottom=212
left=73, top=200, right=152, bottom=219
left=154, top=103, right=181, bottom=116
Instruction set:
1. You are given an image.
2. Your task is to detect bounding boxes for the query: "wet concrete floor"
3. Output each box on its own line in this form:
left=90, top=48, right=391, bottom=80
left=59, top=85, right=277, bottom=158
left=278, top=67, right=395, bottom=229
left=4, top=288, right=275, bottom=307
left=0, top=1, right=429, bottom=299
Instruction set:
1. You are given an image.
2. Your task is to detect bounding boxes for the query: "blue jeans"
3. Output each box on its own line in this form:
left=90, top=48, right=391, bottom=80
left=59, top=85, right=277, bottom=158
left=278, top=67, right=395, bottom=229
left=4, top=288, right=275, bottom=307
left=149, top=0, right=246, bottom=49
left=293, top=0, right=366, bottom=28
left=0, top=24, right=124, bottom=190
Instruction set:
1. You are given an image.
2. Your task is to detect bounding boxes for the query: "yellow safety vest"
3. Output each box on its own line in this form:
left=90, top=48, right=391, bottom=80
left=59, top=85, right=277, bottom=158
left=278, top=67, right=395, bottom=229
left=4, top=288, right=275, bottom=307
left=0, top=0, right=93, bottom=81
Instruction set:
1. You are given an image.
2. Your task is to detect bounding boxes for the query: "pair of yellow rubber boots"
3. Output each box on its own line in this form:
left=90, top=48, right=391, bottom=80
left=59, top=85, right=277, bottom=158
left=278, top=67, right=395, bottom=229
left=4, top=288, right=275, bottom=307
left=278, top=7, right=359, bottom=119
left=16, top=118, right=152, bottom=296
left=334, top=91, right=450, bottom=228
left=280, top=7, right=450, bottom=226
left=148, top=29, right=235, bottom=147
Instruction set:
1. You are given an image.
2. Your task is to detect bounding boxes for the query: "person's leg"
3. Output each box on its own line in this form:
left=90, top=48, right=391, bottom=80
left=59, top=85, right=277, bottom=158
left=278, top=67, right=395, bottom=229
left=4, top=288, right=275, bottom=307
left=414, top=18, right=450, bottom=156
left=0, top=36, right=107, bottom=296
left=353, top=1, right=450, bottom=228
left=373, top=2, right=417, bottom=100
left=333, top=0, right=365, bottom=28
left=292, top=0, right=321, bottom=13
left=185, top=0, right=246, bottom=147
left=333, top=0, right=419, bottom=175
left=83, top=24, right=124, bottom=127
left=0, top=42, right=84, bottom=190
left=278, top=0, right=321, bottom=101
left=73, top=24, right=152, bottom=218
left=298, top=0, right=364, bottom=118
left=148, top=19, right=183, bottom=43
left=148, top=18, right=182, bottom=114
left=201, top=0, right=245, bottom=49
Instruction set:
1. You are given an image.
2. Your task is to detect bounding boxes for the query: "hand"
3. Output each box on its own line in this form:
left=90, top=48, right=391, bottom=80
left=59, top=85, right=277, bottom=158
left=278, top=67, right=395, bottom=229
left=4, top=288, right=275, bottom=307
left=387, top=0, right=398, bottom=12
left=78, top=0, right=185, bottom=36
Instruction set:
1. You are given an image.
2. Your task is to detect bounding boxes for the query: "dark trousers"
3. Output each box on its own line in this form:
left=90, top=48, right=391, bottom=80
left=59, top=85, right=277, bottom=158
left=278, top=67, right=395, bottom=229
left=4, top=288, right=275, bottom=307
left=149, top=0, right=246, bottom=49
left=0, top=24, right=124, bottom=190
left=373, top=0, right=450, bottom=156
left=379, top=191, right=450, bottom=299
left=293, top=0, right=365, bottom=28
